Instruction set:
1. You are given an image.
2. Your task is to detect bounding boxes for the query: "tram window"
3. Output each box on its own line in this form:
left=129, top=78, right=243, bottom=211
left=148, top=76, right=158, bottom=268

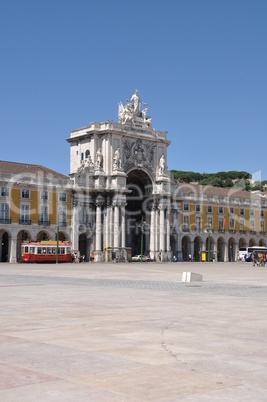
left=60, top=248, right=65, bottom=254
left=37, top=247, right=42, bottom=254
left=30, top=247, right=35, bottom=254
left=47, top=248, right=52, bottom=254
left=52, top=248, right=56, bottom=254
left=67, top=247, right=71, bottom=253
left=42, top=248, right=46, bottom=254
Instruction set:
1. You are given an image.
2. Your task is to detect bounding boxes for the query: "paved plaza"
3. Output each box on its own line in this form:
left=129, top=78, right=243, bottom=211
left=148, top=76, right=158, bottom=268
left=0, top=261, right=267, bottom=401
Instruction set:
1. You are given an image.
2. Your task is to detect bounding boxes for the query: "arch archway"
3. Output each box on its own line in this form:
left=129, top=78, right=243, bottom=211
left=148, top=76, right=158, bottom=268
left=1, top=232, right=9, bottom=262
left=228, top=237, right=235, bottom=262
left=194, top=236, right=203, bottom=262
left=17, top=230, right=31, bottom=262
left=217, top=237, right=225, bottom=262
left=126, top=169, right=152, bottom=256
left=182, top=236, right=190, bottom=261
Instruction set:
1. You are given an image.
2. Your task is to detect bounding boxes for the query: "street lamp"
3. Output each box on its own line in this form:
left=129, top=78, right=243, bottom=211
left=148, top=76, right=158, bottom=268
left=207, top=224, right=212, bottom=262
left=56, top=215, right=59, bottom=264
left=205, top=224, right=212, bottom=262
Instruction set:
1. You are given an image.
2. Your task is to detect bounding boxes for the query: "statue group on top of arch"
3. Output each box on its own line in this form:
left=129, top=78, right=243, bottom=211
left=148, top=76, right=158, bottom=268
left=118, top=90, right=152, bottom=128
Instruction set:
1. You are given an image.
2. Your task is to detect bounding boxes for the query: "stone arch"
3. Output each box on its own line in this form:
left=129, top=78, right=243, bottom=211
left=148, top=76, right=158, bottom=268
left=17, top=230, right=32, bottom=262
left=217, top=237, right=226, bottom=262
left=259, top=238, right=266, bottom=247
left=228, top=237, right=236, bottom=262
left=170, top=234, right=177, bottom=259
left=193, top=236, right=203, bottom=262
left=181, top=235, right=190, bottom=261
left=205, top=235, right=215, bottom=261
left=249, top=238, right=256, bottom=247
left=37, top=231, right=50, bottom=241
left=0, top=231, right=10, bottom=262
left=238, top=237, right=246, bottom=248
left=79, top=233, right=91, bottom=262
left=126, top=169, right=153, bottom=256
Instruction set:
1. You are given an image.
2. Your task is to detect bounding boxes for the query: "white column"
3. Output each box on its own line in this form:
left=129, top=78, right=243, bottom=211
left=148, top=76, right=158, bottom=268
left=10, top=237, right=17, bottom=263
left=149, top=204, right=156, bottom=260
left=105, top=200, right=111, bottom=249
left=159, top=205, right=165, bottom=254
left=121, top=203, right=126, bottom=248
left=95, top=201, right=102, bottom=251
left=113, top=202, right=120, bottom=248
left=166, top=207, right=170, bottom=253
left=71, top=202, right=79, bottom=253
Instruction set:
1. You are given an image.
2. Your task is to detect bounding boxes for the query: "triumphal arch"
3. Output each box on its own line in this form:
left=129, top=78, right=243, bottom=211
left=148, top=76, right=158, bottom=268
left=67, top=90, right=178, bottom=262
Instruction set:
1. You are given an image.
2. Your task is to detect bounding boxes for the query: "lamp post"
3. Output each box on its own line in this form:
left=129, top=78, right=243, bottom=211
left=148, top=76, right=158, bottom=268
left=207, top=224, right=211, bottom=263
left=56, top=215, right=59, bottom=264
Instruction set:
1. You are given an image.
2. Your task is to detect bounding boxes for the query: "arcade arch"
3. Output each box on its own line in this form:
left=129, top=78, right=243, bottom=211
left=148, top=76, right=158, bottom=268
left=126, top=169, right=153, bottom=256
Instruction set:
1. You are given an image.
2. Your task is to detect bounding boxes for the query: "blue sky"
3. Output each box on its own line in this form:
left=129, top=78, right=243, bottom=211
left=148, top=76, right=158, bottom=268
left=1, top=0, right=266, bottom=180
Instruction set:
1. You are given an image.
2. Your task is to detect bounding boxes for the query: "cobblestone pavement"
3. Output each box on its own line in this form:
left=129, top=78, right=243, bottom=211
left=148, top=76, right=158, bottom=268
left=1, top=272, right=267, bottom=298
left=1, top=262, right=267, bottom=401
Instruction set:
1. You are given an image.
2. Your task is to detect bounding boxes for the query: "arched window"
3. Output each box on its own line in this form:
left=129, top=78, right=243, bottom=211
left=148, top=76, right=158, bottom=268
left=85, top=149, right=90, bottom=158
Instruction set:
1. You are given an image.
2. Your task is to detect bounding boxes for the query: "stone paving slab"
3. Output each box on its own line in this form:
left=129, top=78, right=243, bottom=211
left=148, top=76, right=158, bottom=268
left=0, top=262, right=267, bottom=401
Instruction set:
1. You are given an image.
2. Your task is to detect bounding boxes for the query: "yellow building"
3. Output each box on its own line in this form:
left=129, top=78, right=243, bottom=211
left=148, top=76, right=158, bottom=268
left=0, top=161, right=72, bottom=262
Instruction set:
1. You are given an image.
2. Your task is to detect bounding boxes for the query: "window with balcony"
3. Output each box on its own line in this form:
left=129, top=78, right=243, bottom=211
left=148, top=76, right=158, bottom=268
left=0, top=203, right=10, bottom=223
left=219, top=206, right=224, bottom=214
left=230, top=219, right=235, bottom=230
left=183, top=216, right=189, bottom=232
left=207, top=217, right=213, bottom=229
left=230, top=207, right=234, bottom=214
left=20, top=204, right=30, bottom=224
left=196, top=216, right=201, bottom=231
left=207, top=205, right=212, bottom=213
left=240, top=208, right=244, bottom=216
left=260, top=210, right=264, bottom=218
left=196, top=204, right=200, bottom=212
left=39, top=205, right=49, bottom=226
left=218, top=218, right=224, bottom=231
left=250, top=209, right=254, bottom=216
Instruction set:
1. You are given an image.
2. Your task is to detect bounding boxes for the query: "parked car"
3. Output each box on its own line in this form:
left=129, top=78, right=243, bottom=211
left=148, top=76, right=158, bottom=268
left=132, top=255, right=150, bottom=262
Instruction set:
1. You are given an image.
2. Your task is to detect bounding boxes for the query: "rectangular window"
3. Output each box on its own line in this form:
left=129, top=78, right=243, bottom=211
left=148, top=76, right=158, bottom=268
left=230, top=219, right=235, bottom=229
left=22, top=189, right=30, bottom=199
left=218, top=218, right=224, bottom=230
left=41, top=191, right=48, bottom=200
left=83, top=209, right=89, bottom=224
left=207, top=206, right=212, bottom=213
left=196, top=216, right=201, bottom=230
left=196, top=204, right=200, bottom=212
left=240, top=219, right=244, bottom=231
left=183, top=203, right=189, bottom=211
left=1, top=187, right=9, bottom=197
left=230, top=207, right=234, bottom=214
left=40, top=206, right=48, bottom=223
left=59, top=193, right=66, bottom=202
left=219, top=206, right=224, bottom=214
left=21, top=205, right=30, bottom=222
left=207, top=217, right=213, bottom=228
left=250, top=209, right=254, bottom=216
left=240, top=208, right=244, bottom=216
left=0, top=203, right=9, bottom=220
left=261, top=210, right=264, bottom=218
left=250, top=220, right=254, bottom=230
left=183, top=216, right=189, bottom=231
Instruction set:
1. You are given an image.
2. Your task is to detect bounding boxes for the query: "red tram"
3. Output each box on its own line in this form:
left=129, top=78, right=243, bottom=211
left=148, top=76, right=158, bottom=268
left=21, top=240, right=72, bottom=263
